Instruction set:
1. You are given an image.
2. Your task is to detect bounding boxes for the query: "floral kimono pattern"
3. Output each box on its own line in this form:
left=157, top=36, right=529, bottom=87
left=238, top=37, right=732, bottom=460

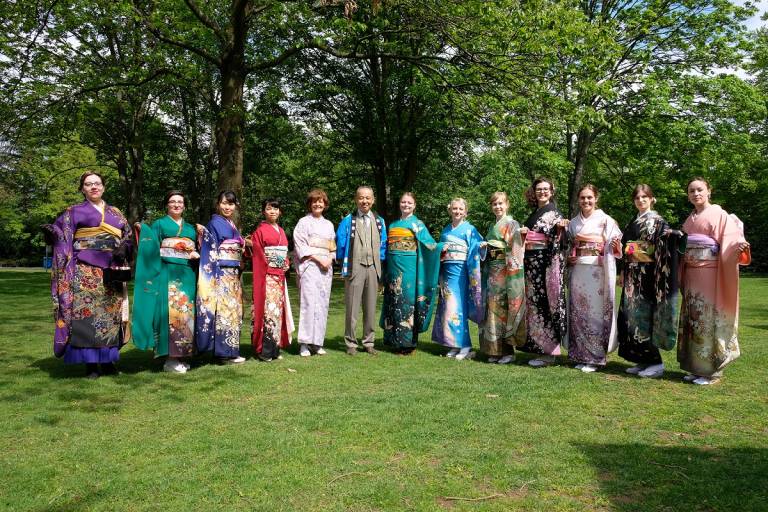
left=132, top=216, right=198, bottom=358
left=566, top=210, right=622, bottom=366
left=196, top=214, right=245, bottom=358
left=678, top=205, right=750, bottom=377
left=617, top=211, right=686, bottom=365
left=479, top=215, right=526, bottom=356
left=432, top=221, right=484, bottom=349
left=380, top=215, right=442, bottom=350
left=520, top=203, right=566, bottom=356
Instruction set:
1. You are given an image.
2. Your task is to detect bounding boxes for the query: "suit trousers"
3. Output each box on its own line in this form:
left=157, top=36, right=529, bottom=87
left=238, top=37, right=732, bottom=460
left=344, top=263, right=379, bottom=348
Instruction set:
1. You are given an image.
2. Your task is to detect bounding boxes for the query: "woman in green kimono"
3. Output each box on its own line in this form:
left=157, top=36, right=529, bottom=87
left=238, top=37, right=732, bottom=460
left=380, top=192, right=441, bottom=354
left=133, top=191, right=200, bottom=374
left=479, top=192, right=526, bottom=364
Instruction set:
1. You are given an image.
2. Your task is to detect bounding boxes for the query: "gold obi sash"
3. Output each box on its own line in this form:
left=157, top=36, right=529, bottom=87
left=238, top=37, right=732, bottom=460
left=442, top=241, right=468, bottom=262
left=160, top=237, right=196, bottom=259
left=625, top=240, right=654, bottom=263
left=216, top=239, right=243, bottom=265
left=524, top=231, right=548, bottom=251
left=73, top=211, right=122, bottom=251
left=573, top=234, right=604, bottom=265
left=387, top=227, right=417, bottom=252
left=264, top=245, right=288, bottom=269
left=305, top=236, right=336, bottom=256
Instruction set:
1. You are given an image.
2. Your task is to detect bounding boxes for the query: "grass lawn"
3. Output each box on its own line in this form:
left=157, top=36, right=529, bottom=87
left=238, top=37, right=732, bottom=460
left=0, top=270, right=766, bottom=511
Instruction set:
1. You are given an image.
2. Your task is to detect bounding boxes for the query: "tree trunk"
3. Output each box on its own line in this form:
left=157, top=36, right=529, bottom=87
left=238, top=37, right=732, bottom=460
left=568, top=129, right=592, bottom=217
left=215, top=64, right=246, bottom=201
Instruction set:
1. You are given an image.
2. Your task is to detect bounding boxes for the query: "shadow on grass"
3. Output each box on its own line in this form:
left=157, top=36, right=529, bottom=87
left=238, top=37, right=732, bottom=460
left=576, top=443, right=768, bottom=511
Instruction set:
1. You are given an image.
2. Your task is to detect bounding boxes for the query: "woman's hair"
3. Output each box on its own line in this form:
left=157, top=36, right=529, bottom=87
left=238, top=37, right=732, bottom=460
left=578, top=183, right=599, bottom=201
left=447, top=197, right=469, bottom=214
left=525, top=177, right=556, bottom=208
left=400, top=191, right=416, bottom=203
left=687, top=176, right=711, bottom=192
left=78, top=171, right=105, bottom=193
left=164, top=190, right=186, bottom=206
left=261, top=197, right=281, bottom=212
left=305, top=188, right=329, bottom=212
left=488, top=191, right=508, bottom=205
left=216, top=190, right=240, bottom=207
left=632, top=184, right=656, bottom=205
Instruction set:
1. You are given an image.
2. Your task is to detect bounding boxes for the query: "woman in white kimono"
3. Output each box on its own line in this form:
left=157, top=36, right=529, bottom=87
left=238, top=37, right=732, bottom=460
left=563, top=184, right=622, bottom=373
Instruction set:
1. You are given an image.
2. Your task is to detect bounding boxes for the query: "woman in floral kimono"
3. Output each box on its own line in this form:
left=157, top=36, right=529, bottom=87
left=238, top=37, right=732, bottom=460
left=678, top=178, right=750, bottom=385
left=380, top=192, right=441, bottom=354
left=432, top=198, right=484, bottom=360
left=617, top=184, right=686, bottom=379
left=44, top=172, right=132, bottom=378
left=565, top=184, right=622, bottom=373
left=251, top=198, right=294, bottom=361
left=293, top=189, right=335, bottom=357
left=196, top=191, right=246, bottom=364
left=479, top=192, right=525, bottom=364
left=518, top=178, right=566, bottom=368
left=133, top=191, right=200, bottom=374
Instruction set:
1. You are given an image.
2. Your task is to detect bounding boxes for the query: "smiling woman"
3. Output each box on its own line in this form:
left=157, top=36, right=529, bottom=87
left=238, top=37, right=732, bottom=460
left=43, top=171, right=133, bottom=379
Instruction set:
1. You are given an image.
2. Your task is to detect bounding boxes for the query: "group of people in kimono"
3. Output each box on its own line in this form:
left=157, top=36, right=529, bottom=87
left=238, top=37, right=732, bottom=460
left=46, top=172, right=750, bottom=386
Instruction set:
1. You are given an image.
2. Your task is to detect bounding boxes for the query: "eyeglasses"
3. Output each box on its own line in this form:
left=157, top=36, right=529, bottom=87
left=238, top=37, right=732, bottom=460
left=83, top=182, right=103, bottom=188
left=167, top=200, right=184, bottom=205
left=535, top=188, right=551, bottom=193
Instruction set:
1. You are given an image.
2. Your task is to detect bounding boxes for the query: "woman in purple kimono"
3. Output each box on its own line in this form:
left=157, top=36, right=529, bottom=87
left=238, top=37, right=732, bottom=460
left=44, top=172, right=132, bottom=378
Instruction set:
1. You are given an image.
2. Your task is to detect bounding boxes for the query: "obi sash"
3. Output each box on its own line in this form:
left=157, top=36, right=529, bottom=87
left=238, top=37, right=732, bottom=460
left=625, top=240, right=655, bottom=263
left=573, top=234, right=604, bottom=265
left=685, top=234, right=718, bottom=265
left=306, top=236, right=336, bottom=256
left=216, top=239, right=243, bottom=265
left=160, top=237, right=196, bottom=259
left=442, top=241, right=468, bottom=262
left=486, top=239, right=506, bottom=261
left=73, top=208, right=122, bottom=251
left=387, top=227, right=417, bottom=252
left=524, top=231, right=548, bottom=251
left=264, top=245, right=288, bottom=268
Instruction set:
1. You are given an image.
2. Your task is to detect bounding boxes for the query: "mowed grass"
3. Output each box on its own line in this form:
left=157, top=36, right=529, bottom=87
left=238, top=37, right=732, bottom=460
left=0, top=270, right=766, bottom=512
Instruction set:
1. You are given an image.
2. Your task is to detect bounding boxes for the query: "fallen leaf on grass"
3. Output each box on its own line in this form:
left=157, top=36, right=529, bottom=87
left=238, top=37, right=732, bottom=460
left=287, top=368, right=297, bottom=373
left=485, top=394, right=499, bottom=398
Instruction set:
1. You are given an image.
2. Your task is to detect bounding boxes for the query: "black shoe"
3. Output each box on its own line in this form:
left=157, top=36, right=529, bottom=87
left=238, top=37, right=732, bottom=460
left=85, top=363, right=100, bottom=379
left=100, top=363, right=119, bottom=376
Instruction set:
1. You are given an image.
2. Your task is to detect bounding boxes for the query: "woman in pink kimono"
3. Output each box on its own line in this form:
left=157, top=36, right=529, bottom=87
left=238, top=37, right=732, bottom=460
left=678, top=177, right=750, bottom=385
left=564, top=184, right=622, bottom=373
left=293, top=189, right=335, bottom=357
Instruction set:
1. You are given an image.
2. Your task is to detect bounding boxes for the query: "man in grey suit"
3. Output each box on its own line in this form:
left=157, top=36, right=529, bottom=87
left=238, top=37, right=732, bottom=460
left=335, top=186, right=387, bottom=355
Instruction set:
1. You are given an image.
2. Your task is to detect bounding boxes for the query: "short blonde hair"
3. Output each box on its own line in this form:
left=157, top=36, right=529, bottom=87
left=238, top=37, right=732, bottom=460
left=447, top=197, right=469, bottom=214
left=488, top=191, right=508, bottom=205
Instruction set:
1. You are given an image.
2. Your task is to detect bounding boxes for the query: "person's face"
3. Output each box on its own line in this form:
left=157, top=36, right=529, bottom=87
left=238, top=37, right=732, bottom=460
left=450, top=201, right=466, bottom=223
left=634, top=192, right=652, bottom=213
left=167, top=195, right=185, bottom=217
left=310, top=198, right=326, bottom=217
left=491, top=198, right=508, bottom=218
left=535, top=182, right=552, bottom=206
left=687, top=181, right=710, bottom=208
left=218, top=199, right=236, bottom=219
left=356, top=189, right=374, bottom=214
left=400, top=195, right=415, bottom=216
left=578, top=188, right=597, bottom=216
left=81, top=175, right=104, bottom=203
left=264, top=204, right=281, bottom=223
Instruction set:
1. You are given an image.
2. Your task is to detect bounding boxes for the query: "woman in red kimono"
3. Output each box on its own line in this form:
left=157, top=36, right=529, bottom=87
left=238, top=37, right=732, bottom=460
left=251, top=198, right=294, bottom=361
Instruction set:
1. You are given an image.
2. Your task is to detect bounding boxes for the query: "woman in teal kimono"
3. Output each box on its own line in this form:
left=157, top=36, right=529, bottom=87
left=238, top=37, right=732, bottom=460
left=432, top=198, right=484, bottom=360
left=380, top=192, right=441, bottom=354
left=133, top=191, right=200, bottom=374
left=479, top=192, right=526, bottom=364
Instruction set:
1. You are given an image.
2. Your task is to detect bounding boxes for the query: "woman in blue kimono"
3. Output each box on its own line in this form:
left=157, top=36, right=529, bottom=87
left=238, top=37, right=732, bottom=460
left=432, top=197, right=484, bottom=360
left=196, top=191, right=247, bottom=364
left=380, top=192, right=441, bottom=354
